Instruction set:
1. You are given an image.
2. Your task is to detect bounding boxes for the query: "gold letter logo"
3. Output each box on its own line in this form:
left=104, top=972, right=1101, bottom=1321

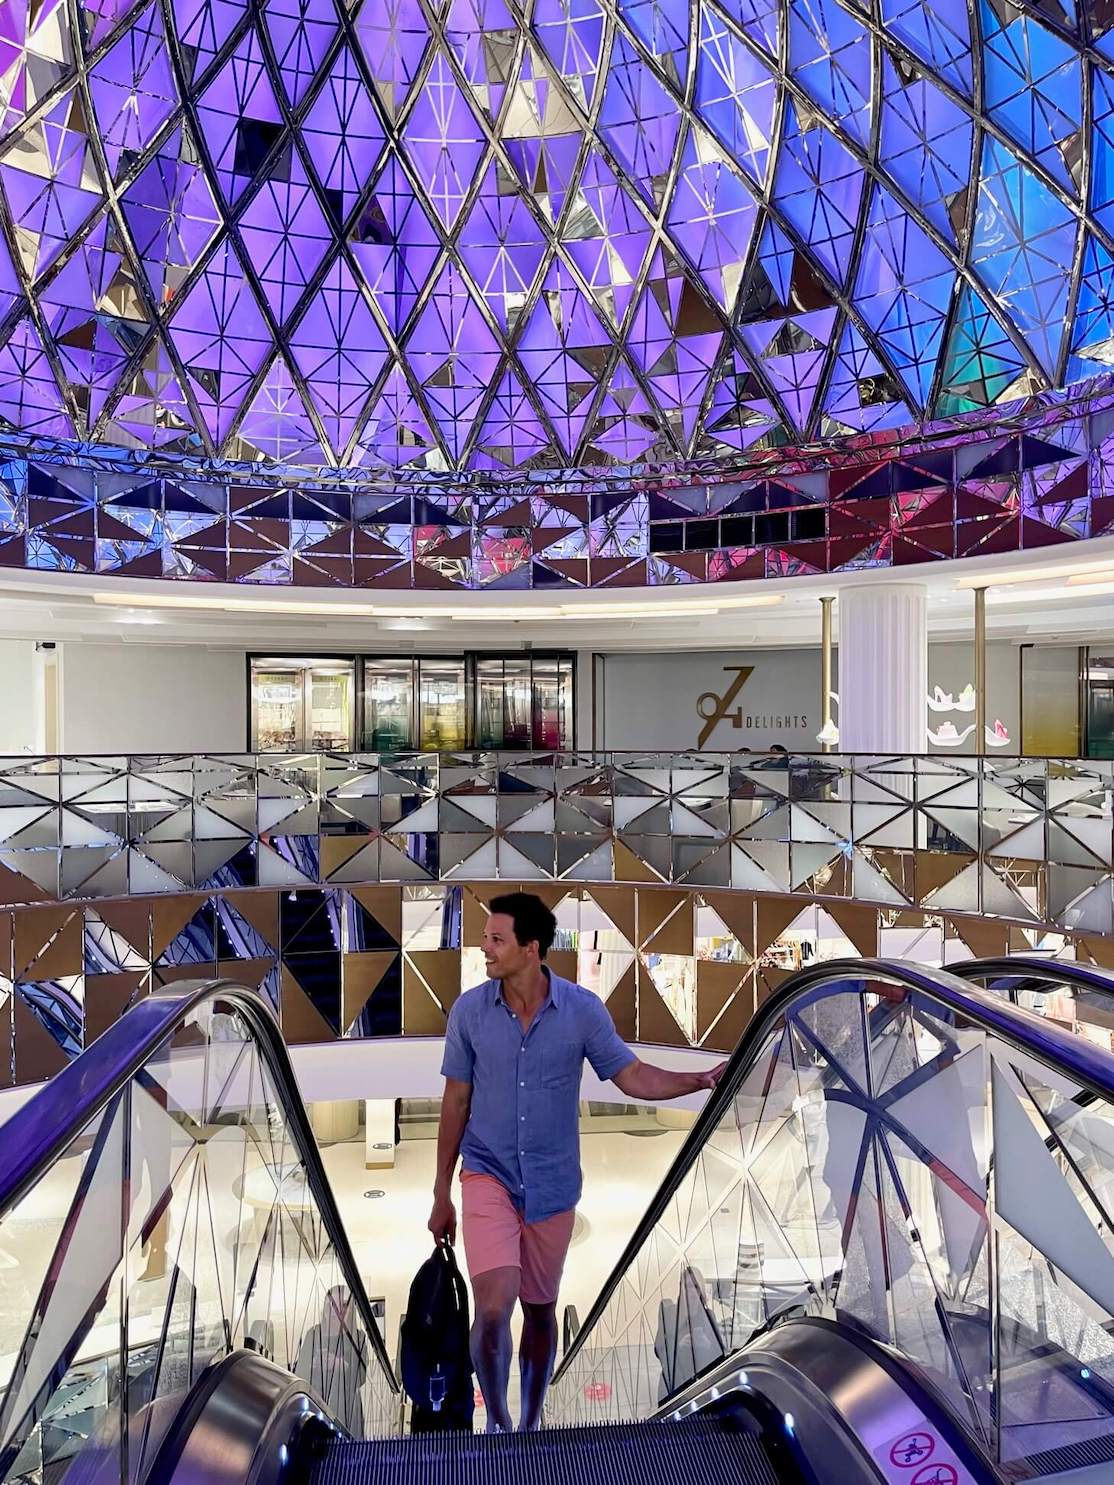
left=696, top=666, right=754, bottom=747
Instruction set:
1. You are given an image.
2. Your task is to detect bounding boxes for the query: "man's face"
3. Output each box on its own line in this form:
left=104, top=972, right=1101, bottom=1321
left=483, top=912, right=534, bottom=980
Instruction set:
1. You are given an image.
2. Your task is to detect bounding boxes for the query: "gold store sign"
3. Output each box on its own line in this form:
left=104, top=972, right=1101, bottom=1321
left=696, top=665, right=809, bottom=747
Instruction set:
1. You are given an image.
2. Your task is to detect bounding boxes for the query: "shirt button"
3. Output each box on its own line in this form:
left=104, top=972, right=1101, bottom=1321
left=520, top=1081, right=525, bottom=1087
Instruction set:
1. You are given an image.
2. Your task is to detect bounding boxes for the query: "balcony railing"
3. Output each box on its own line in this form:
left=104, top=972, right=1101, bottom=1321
left=0, top=750, right=1110, bottom=934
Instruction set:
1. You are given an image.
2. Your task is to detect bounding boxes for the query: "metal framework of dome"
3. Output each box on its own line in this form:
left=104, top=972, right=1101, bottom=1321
left=0, top=0, right=1112, bottom=474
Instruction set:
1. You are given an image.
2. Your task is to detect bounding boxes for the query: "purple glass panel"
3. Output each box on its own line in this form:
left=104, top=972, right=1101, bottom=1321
left=170, top=240, right=272, bottom=444
left=303, top=45, right=384, bottom=222
left=401, top=51, right=487, bottom=228
left=289, top=254, right=389, bottom=462
left=405, top=260, right=501, bottom=460
left=238, top=151, right=331, bottom=325
left=88, top=3, right=177, bottom=178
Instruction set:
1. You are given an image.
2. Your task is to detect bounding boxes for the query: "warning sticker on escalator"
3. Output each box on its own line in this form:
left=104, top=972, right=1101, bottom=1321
left=876, top=1423, right=974, bottom=1485
left=890, top=1432, right=935, bottom=1467
left=911, top=1467, right=958, bottom=1485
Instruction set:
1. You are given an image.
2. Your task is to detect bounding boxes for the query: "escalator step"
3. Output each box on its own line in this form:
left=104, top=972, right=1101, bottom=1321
left=311, top=1418, right=780, bottom=1485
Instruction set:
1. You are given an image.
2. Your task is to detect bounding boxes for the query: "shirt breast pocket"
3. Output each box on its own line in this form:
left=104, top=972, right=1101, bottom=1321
left=541, top=1040, right=583, bottom=1089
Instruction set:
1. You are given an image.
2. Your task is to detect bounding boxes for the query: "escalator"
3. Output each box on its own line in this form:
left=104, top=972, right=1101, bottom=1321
left=3, top=960, right=1114, bottom=1485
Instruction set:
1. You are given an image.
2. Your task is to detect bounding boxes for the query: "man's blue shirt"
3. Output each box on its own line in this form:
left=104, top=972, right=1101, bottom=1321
left=440, top=970, right=636, bottom=1223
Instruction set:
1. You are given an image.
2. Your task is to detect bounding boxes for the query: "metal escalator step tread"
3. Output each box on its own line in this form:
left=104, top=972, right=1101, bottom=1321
left=310, top=1418, right=780, bottom=1485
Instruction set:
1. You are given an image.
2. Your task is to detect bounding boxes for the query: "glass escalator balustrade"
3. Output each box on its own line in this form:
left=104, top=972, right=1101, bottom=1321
left=5, top=962, right=1114, bottom=1485
left=0, top=994, right=395, bottom=1485
left=547, top=963, right=1114, bottom=1480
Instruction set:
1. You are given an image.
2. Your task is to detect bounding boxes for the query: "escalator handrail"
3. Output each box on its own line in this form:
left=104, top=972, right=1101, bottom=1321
left=955, top=955, right=1114, bottom=999
left=551, top=954, right=1114, bottom=1387
left=0, top=977, right=399, bottom=1395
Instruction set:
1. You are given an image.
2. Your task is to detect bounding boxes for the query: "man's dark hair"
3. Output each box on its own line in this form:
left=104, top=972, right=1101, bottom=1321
left=488, top=892, right=557, bottom=959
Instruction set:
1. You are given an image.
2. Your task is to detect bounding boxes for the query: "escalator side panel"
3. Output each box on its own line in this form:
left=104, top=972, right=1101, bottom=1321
left=144, top=1351, right=333, bottom=1485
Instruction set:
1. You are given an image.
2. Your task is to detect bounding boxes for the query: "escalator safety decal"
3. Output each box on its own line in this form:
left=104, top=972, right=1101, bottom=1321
left=877, top=1423, right=969, bottom=1485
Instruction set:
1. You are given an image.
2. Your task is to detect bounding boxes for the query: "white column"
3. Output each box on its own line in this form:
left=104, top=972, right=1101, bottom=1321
left=839, top=584, right=928, bottom=754
left=364, top=1098, right=397, bottom=1169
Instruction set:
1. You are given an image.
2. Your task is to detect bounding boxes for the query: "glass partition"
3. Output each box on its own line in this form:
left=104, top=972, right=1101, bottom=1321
left=250, top=660, right=355, bottom=752
left=474, top=657, right=532, bottom=747
left=532, top=654, right=574, bottom=749
left=1022, top=645, right=1082, bottom=757
left=472, top=654, right=573, bottom=749
left=363, top=660, right=415, bottom=751
left=307, top=665, right=354, bottom=751
left=0, top=998, right=396, bottom=1485
left=418, top=658, right=467, bottom=751
left=959, top=959, right=1114, bottom=1058
left=548, top=967, right=1114, bottom=1479
left=474, top=658, right=505, bottom=749
left=502, top=657, right=532, bottom=747
left=1085, top=654, right=1114, bottom=760
left=253, top=667, right=301, bottom=752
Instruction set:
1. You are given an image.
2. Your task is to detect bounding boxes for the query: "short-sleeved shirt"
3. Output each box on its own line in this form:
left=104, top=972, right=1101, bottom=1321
left=440, top=970, right=635, bottom=1224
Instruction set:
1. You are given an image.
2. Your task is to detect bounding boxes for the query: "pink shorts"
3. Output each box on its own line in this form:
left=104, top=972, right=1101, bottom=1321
left=460, top=1172, right=576, bottom=1306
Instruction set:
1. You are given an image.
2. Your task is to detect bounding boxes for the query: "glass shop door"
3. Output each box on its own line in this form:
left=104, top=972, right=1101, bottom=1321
left=1085, top=656, right=1114, bottom=759
left=251, top=658, right=355, bottom=751
left=253, top=665, right=304, bottom=752
left=363, top=659, right=415, bottom=751
left=502, top=657, right=532, bottom=747
left=418, top=658, right=467, bottom=751
left=532, top=654, right=574, bottom=749
left=306, top=664, right=355, bottom=751
left=474, top=657, right=504, bottom=748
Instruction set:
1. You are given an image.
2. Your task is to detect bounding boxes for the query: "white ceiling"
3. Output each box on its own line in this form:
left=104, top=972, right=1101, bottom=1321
left=1, top=538, right=1113, bottom=653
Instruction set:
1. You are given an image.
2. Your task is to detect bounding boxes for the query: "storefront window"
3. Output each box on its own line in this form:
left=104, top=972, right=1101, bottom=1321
left=532, top=654, right=574, bottom=749
left=1021, top=646, right=1082, bottom=757
left=307, top=666, right=354, bottom=751
left=363, top=660, right=414, bottom=751
left=254, top=668, right=301, bottom=752
left=474, top=658, right=505, bottom=749
left=1085, top=655, right=1114, bottom=759
left=418, top=658, right=467, bottom=751
left=251, top=653, right=575, bottom=751
left=251, top=659, right=354, bottom=752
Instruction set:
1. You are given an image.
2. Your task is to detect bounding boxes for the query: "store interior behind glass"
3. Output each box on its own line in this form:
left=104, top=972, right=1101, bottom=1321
left=250, top=652, right=576, bottom=753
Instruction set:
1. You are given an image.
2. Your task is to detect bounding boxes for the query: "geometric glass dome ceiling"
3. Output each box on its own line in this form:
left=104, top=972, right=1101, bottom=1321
left=1, top=0, right=1113, bottom=475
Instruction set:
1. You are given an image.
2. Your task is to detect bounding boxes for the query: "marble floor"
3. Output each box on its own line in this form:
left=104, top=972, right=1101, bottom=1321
left=320, top=1119, right=687, bottom=1420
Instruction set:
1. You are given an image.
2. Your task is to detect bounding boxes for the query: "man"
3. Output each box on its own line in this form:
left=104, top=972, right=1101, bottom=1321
left=427, top=891, right=727, bottom=1433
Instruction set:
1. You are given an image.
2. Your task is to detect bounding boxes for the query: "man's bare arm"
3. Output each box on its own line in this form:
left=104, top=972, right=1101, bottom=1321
left=428, top=1078, right=472, bottom=1244
left=612, top=1058, right=727, bottom=1102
